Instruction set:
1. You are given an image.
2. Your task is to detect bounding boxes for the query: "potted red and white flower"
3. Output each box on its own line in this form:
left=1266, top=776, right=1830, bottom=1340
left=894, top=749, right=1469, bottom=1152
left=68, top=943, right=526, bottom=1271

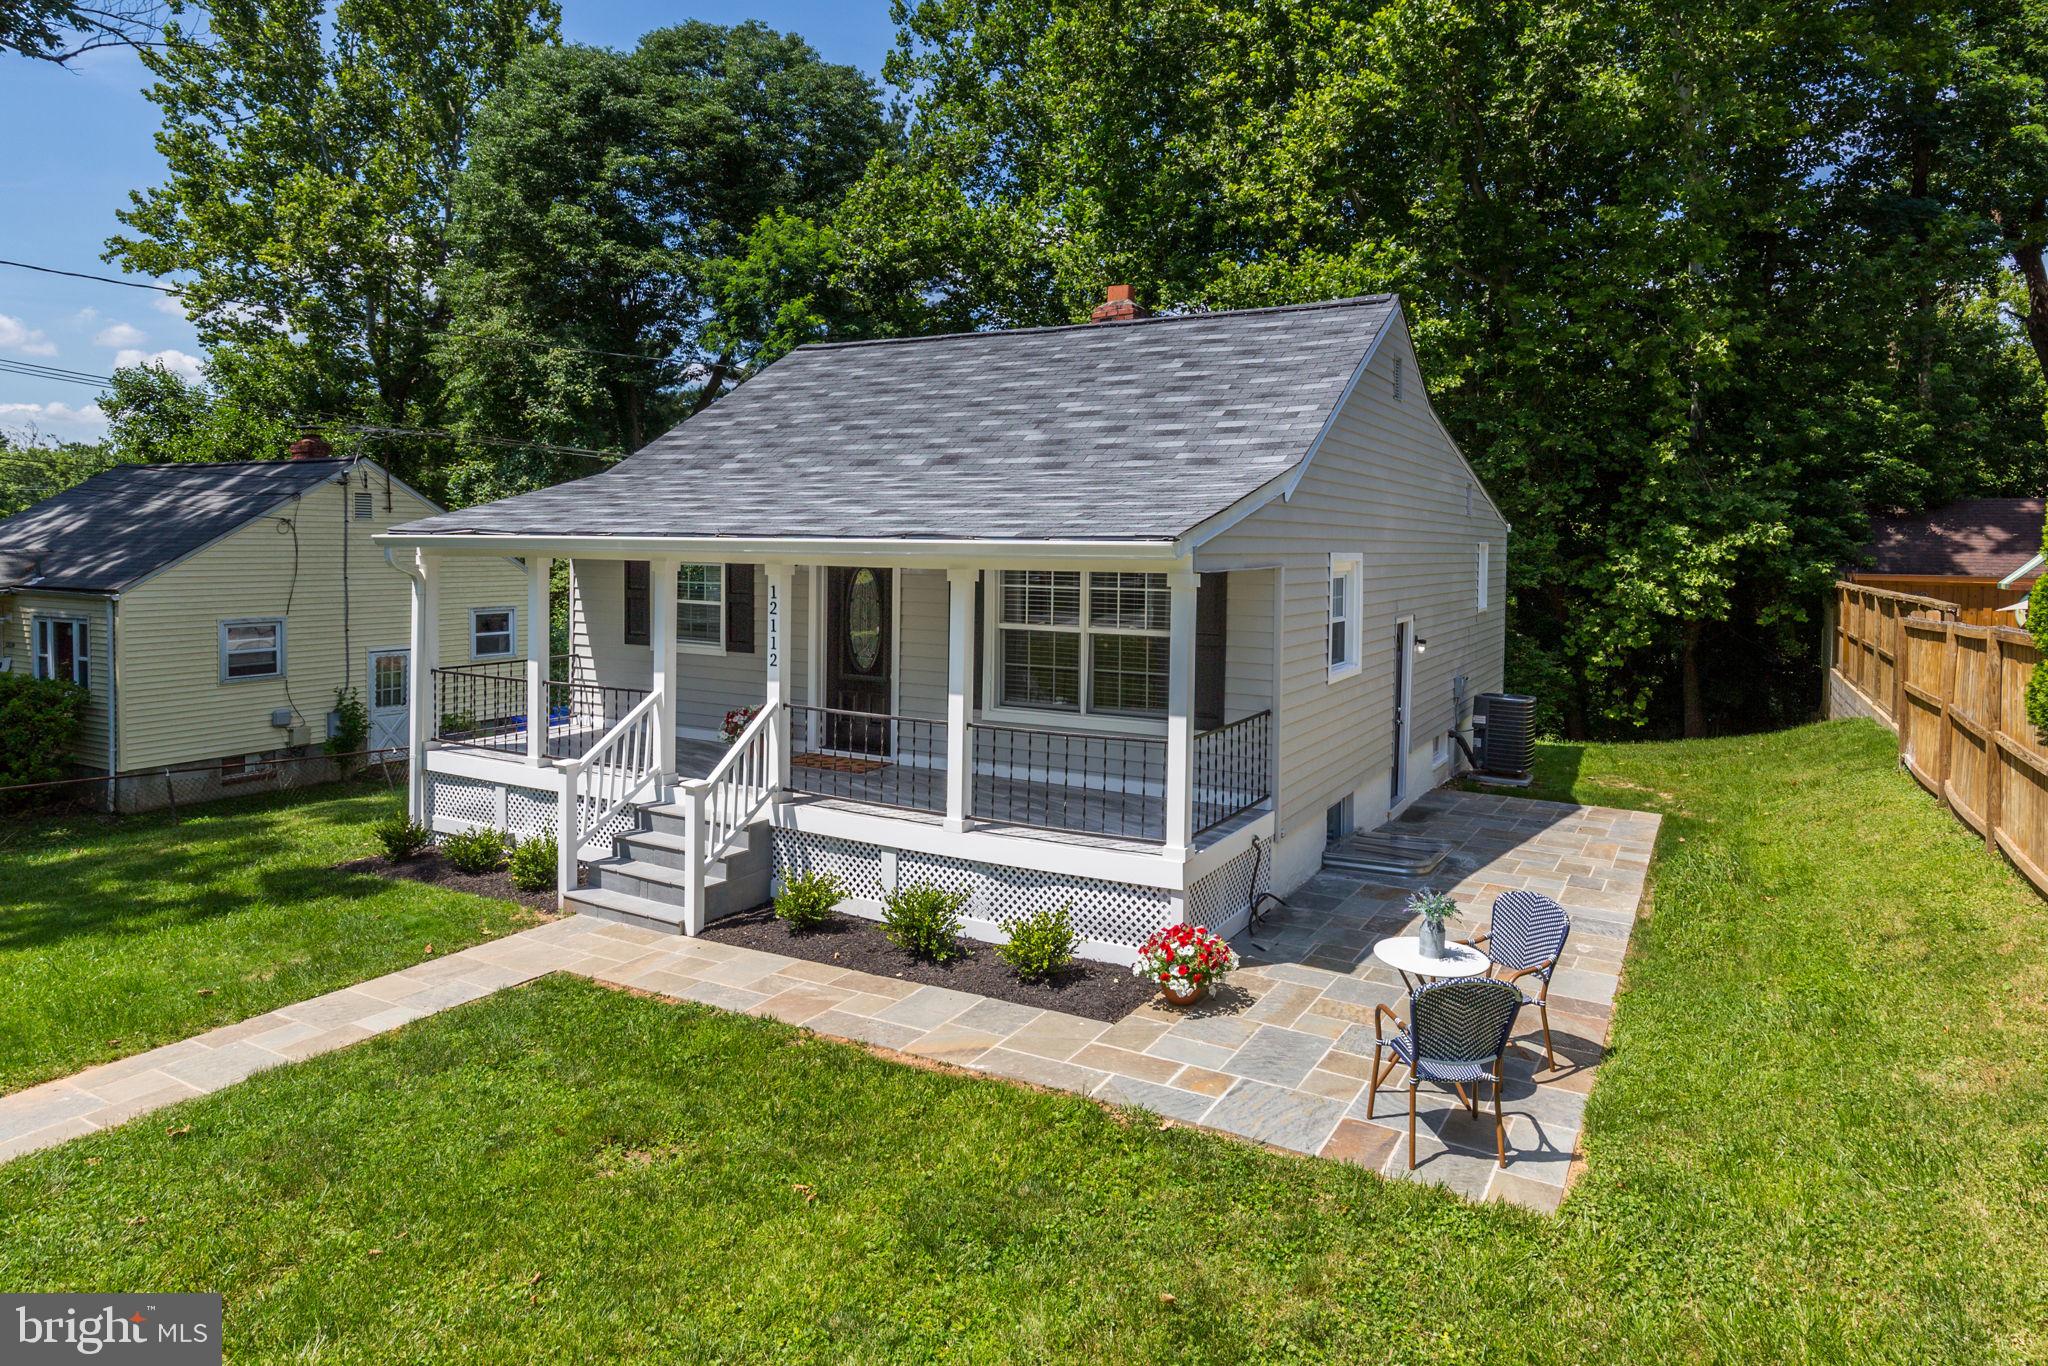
left=720, top=704, right=761, bottom=745
left=1132, top=924, right=1240, bottom=1007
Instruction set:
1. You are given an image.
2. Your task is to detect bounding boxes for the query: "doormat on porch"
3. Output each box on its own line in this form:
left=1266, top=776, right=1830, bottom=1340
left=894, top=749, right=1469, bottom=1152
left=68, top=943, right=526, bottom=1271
left=793, top=754, right=889, bottom=775
left=1322, top=831, right=1450, bottom=878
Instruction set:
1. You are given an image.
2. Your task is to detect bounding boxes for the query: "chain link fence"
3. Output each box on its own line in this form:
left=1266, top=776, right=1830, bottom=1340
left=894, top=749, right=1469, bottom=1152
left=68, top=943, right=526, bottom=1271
left=1, top=747, right=410, bottom=818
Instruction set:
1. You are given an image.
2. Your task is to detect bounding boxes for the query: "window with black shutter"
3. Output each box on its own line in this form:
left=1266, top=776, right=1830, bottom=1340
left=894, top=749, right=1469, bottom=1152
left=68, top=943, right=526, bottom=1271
left=1195, top=572, right=1227, bottom=729
left=623, top=561, right=650, bottom=645
left=724, top=564, right=755, bottom=653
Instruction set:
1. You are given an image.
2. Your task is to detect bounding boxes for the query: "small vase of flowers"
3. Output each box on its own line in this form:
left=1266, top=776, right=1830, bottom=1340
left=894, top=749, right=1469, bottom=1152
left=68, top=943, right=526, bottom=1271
left=720, top=704, right=762, bottom=745
left=1408, top=888, right=1457, bottom=959
left=1133, top=924, right=1240, bottom=1007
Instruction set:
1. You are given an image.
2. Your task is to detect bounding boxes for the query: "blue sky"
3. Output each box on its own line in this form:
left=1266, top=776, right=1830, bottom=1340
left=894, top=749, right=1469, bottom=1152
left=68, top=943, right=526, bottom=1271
left=0, top=0, right=897, bottom=446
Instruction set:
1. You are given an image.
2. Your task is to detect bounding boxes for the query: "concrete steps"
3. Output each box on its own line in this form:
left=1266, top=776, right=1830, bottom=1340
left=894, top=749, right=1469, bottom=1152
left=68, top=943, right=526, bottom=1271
left=563, top=788, right=774, bottom=935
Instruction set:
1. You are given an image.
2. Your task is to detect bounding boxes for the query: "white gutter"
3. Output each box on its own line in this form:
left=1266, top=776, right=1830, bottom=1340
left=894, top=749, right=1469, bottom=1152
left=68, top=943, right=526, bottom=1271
left=1998, top=552, right=2043, bottom=589
left=372, top=532, right=1184, bottom=569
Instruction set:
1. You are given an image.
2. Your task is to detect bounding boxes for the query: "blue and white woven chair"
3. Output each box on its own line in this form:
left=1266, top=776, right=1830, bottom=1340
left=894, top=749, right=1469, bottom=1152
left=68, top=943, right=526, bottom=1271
left=1464, top=890, right=1572, bottom=1069
left=1368, top=976, right=1525, bottom=1169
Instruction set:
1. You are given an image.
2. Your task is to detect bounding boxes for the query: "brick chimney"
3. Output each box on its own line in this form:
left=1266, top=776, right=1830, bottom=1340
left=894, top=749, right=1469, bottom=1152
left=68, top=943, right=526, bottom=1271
left=1089, top=284, right=1149, bottom=324
left=287, top=429, right=332, bottom=461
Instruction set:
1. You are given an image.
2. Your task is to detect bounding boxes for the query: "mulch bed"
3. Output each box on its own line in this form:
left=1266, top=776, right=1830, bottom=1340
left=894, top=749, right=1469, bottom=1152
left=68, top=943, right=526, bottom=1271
left=701, top=904, right=1157, bottom=1023
left=337, top=850, right=559, bottom=914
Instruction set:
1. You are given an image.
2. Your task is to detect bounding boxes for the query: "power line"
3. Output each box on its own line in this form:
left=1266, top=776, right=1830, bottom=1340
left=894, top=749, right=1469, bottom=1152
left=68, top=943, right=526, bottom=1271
left=0, top=357, right=117, bottom=388
left=0, top=257, right=683, bottom=364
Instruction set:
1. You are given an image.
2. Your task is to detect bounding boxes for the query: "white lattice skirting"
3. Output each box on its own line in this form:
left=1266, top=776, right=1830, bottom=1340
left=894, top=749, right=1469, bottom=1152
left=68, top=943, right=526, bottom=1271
left=769, top=829, right=1270, bottom=965
left=427, top=774, right=565, bottom=847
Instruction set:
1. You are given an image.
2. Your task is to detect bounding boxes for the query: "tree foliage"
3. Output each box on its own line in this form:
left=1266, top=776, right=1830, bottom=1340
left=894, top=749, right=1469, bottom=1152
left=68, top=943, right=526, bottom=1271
left=843, top=0, right=2048, bottom=735
left=432, top=21, right=892, bottom=501
left=0, top=0, right=169, bottom=64
left=104, top=0, right=559, bottom=488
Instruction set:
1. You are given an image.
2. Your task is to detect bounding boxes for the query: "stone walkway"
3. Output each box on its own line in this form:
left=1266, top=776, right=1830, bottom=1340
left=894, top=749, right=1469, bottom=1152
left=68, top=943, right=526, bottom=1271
left=0, top=790, right=1657, bottom=1214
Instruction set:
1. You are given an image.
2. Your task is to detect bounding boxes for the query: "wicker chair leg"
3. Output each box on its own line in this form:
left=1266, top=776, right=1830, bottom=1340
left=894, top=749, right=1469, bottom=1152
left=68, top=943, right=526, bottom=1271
left=1367, top=1047, right=1384, bottom=1118
left=1540, top=999, right=1556, bottom=1071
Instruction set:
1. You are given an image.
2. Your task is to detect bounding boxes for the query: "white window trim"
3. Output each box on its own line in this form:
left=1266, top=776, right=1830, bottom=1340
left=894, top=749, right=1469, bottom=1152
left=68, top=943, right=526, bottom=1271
left=1477, top=541, right=1490, bottom=611
left=1328, top=553, right=1363, bottom=682
left=219, top=617, right=285, bottom=683
left=676, top=563, right=727, bottom=657
left=977, top=570, right=1172, bottom=735
left=469, top=606, right=517, bottom=661
left=33, top=615, right=91, bottom=686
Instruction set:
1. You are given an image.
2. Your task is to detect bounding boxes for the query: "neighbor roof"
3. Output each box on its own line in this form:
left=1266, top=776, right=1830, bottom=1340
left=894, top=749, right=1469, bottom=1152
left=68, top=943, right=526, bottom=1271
left=1865, top=498, right=2045, bottom=579
left=391, top=296, right=1402, bottom=543
left=0, top=459, right=351, bottom=594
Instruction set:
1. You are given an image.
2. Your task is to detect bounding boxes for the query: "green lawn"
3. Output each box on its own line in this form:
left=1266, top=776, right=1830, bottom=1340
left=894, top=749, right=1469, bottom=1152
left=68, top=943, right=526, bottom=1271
left=0, top=781, right=540, bottom=1092
left=2, top=720, right=2045, bottom=1360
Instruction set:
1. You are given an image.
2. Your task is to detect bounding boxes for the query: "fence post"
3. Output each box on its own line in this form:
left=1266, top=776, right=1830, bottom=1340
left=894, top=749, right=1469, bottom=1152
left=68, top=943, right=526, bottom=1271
left=1890, top=600, right=1906, bottom=726
left=1984, top=634, right=2004, bottom=855
left=1933, top=623, right=1955, bottom=804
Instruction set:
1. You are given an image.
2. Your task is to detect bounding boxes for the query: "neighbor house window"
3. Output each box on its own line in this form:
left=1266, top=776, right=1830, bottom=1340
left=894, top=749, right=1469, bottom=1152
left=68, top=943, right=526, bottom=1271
left=33, top=617, right=89, bottom=687
left=993, top=570, right=1170, bottom=717
left=470, top=608, right=515, bottom=660
left=1476, top=541, right=1490, bottom=610
left=219, top=619, right=284, bottom=681
left=676, top=564, right=724, bottom=650
left=1328, top=554, right=1362, bottom=680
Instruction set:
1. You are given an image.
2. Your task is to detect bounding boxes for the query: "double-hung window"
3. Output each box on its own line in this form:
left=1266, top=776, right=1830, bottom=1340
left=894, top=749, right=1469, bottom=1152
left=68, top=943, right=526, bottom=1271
left=1328, top=553, right=1362, bottom=680
left=993, top=570, right=1170, bottom=718
left=676, top=564, right=724, bottom=651
left=470, top=607, right=515, bottom=660
left=33, top=617, right=89, bottom=687
left=220, top=619, right=284, bottom=681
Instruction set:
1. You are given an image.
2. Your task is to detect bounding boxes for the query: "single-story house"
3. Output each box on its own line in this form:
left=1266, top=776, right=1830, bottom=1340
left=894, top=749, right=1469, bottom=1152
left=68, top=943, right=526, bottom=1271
left=0, top=454, right=528, bottom=809
left=1857, top=498, right=2044, bottom=626
left=376, top=290, right=1510, bottom=963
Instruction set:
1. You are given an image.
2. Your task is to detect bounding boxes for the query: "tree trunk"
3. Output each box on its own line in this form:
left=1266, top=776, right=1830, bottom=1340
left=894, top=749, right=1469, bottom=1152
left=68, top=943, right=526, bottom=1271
left=2012, top=239, right=2048, bottom=392
left=1681, top=619, right=1706, bottom=738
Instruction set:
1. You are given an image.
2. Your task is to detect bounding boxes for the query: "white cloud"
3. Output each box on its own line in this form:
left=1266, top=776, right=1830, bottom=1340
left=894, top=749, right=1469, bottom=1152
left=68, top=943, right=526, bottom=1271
left=94, top=321, right=147, bottom=348
left=114, top=347, right=205, bottom=383
left=0, top=315, right=58, bottom=357
left=0, top=401, right=109, bottom=441
left=72, top=307, right=100, bottom=326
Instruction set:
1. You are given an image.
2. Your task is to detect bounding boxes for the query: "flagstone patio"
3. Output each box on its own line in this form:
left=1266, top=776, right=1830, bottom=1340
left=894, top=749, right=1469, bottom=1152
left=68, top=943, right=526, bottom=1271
left=0, top=789, right=1657, bottom=1213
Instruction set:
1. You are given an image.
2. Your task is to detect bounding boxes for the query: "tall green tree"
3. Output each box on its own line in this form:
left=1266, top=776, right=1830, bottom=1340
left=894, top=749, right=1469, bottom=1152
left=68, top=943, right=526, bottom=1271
left=848, top=0, right=2048, bottom=736
left=104, top=0, right=559, bottom=483
left=434, top=20, right=892, bottom=494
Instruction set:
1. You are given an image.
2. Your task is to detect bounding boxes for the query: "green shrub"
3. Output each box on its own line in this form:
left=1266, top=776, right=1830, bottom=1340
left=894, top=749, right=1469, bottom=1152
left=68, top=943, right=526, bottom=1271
left=881, top=881, right=969, bottom=962
left=441, top=826, right=507, bottom=875
left=0, top=673, right=88, bottom=796
left=509, top=834, right=558, bottom=893
left=2027, top=573, right=2048, bottom=735
left=325, top=685, right=369, bottom=761
left=372, top=811, right=433, bottom=861
left=995, top=903, right=1078, bottom=981
left=774, top=869, right=845, bottom=930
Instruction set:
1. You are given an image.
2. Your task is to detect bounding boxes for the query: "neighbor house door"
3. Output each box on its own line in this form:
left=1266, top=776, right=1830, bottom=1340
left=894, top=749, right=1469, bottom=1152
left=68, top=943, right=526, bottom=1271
left=368, top=648, right=409, bottom=753
left=1390, top=619, right=1413, bottom=805
left=825, top=567, right=892, bottom=753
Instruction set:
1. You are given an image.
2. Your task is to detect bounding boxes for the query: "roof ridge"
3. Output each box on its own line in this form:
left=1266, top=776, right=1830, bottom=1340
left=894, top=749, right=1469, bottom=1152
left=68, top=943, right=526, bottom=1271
left=796, top=294, right=1399, bottom=353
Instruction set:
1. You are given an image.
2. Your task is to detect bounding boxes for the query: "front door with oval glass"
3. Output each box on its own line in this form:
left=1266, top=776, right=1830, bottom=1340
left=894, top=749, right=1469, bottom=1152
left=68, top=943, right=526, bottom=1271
left=825, top=567, right=892, bottom=754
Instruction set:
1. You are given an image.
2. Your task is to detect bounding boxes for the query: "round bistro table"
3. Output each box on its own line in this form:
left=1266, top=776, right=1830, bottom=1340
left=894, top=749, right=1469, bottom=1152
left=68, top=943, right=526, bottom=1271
left=1370, top=936, right=1490, bottom=992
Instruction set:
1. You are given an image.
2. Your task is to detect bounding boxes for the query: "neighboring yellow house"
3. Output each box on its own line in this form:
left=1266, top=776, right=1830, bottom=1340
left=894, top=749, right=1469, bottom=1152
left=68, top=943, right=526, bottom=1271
left=0, top=455, right=528, bottom=810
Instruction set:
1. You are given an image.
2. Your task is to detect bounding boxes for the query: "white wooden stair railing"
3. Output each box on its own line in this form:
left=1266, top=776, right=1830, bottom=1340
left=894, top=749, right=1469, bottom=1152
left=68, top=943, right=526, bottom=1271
left=556, top=688, right=664, bottom=897
left=673, top=700, right=780, bottom=934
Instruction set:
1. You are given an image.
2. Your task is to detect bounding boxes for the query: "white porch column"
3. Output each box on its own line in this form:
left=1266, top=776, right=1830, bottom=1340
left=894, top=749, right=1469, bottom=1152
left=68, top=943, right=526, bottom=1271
left=945, top=567, right=976, bottom=832
left=763, top=562, right=792, bottom=791
left=1163, top=566, right=1198, bottom=858
left=525, top=555, right=552, bottom=766
left=650, top=555, right=679, bottom=780
left=407, top=551, right=440, bottom=824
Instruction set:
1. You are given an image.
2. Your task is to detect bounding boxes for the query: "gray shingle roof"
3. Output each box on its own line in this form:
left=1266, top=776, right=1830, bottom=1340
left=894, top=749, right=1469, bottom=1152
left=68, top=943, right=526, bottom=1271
left=0, top=459, right=351, bottom=593
left=1866, top=498, right=2044, bottom=578
left=393, top=296, right=1400, bottom=543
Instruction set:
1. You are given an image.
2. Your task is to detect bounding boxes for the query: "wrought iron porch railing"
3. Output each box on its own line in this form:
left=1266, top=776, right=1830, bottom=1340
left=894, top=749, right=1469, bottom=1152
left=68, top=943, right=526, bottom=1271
left=787, top=704, right=946, bottom=814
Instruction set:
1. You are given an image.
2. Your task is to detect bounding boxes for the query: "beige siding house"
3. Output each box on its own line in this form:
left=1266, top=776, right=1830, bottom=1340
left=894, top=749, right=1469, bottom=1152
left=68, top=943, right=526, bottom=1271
left=380, top=292, right=1509, bottom=965
left=0, top=457, right=527, bottom=809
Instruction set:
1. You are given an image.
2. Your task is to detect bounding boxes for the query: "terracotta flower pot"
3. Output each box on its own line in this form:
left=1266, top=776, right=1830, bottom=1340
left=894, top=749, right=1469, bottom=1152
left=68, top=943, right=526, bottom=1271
left=1161, top=979, right=1208, bottom=1008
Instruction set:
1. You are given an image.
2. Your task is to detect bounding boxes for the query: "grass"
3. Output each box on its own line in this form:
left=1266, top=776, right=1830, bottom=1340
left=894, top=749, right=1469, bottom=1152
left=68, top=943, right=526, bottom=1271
left=2, top=719, right=2046, bottom=1360
left=0, top=780, right=541, bottom=1092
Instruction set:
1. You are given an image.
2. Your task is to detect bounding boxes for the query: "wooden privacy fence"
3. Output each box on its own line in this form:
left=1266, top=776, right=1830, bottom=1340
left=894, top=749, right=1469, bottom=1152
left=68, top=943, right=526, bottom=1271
left=1834, top=580, right=1960, bottom=726
left=1894, top=616, right=2048, bottom=899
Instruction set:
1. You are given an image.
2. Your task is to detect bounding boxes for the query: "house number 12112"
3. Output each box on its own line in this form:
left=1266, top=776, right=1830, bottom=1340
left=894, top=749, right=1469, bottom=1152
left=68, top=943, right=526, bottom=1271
left=765, top=582, right=779, bottom=670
